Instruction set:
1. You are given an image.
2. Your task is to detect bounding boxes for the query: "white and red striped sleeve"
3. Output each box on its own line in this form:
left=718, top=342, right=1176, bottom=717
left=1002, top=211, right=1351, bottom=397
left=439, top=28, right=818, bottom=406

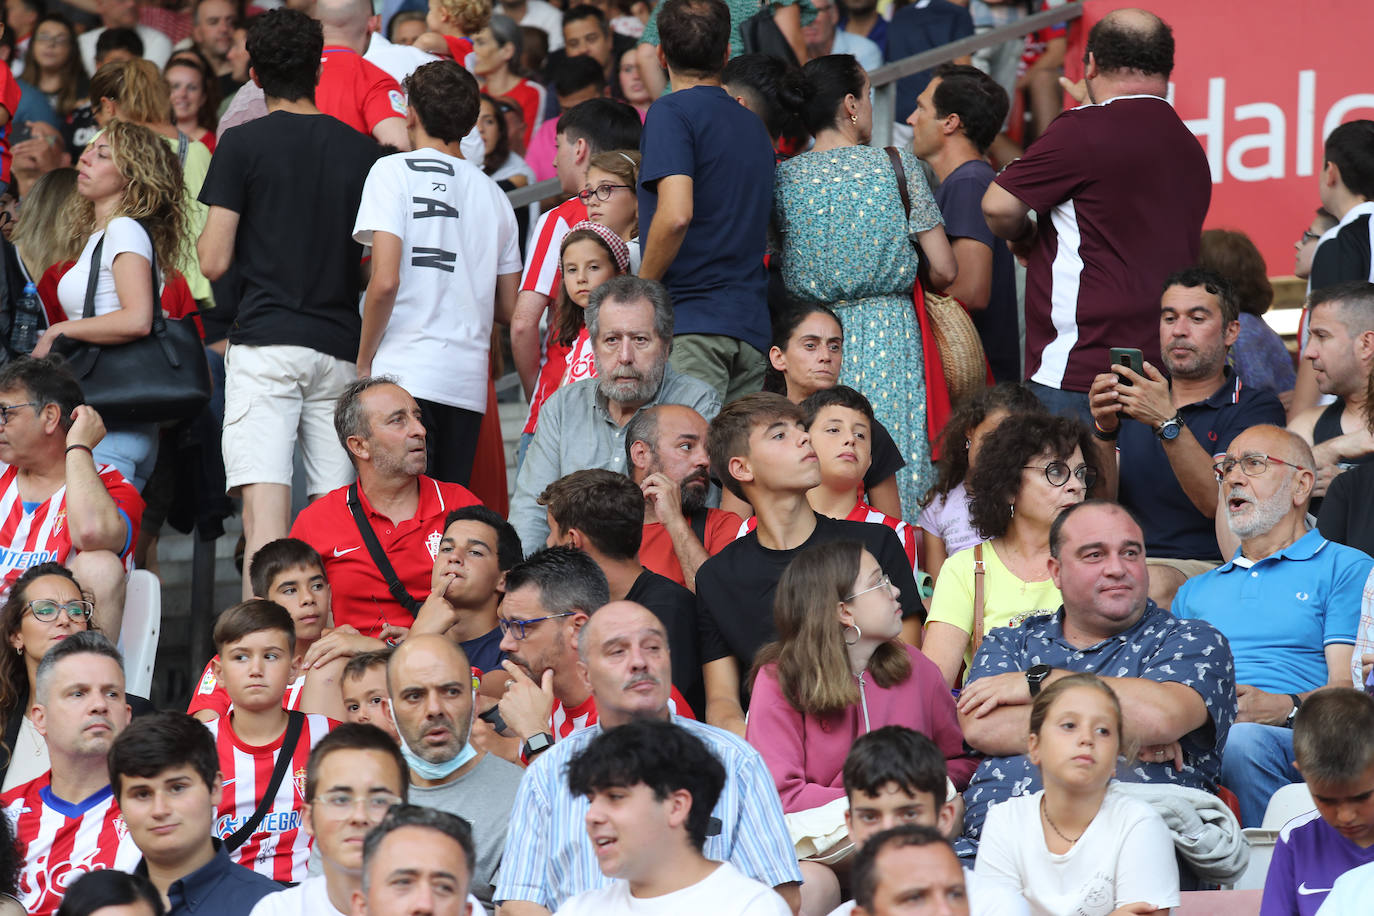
left=847, top=502, right=919, bottom=571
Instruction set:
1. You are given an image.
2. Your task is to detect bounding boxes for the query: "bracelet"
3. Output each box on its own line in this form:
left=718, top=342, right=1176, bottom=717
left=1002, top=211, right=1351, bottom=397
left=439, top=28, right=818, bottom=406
left=1092, top=419, right=1118, bottom=441
left=64, top=444, right=93, bottom=457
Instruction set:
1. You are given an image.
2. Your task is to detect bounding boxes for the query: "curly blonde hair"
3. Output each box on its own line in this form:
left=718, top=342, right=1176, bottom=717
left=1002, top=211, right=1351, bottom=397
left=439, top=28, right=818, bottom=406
left=68, top=120, right=187, bottom=279
left=436, top=0, right=491, bottom=34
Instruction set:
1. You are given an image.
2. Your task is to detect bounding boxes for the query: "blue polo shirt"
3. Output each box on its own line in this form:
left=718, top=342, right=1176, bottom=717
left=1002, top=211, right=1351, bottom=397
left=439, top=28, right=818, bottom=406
left=136, top=840, right=281, bottom=916
left=1118, top=369, right=1285, bottom=560
left=1173, top=529, right=1372, bottom=693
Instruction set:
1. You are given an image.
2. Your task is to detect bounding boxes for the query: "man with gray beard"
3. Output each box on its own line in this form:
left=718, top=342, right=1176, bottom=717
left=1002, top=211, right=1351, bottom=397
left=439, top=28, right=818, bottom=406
left=1173, top=424, right=1374, bottom=827
left=510, top=277, right=721, bottom=555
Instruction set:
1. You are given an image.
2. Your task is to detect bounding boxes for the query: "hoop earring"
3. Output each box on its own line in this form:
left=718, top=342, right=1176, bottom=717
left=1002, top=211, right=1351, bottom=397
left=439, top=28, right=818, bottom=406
left=843, top=624, right=862, bottom=646
left=1009, top=502, right=1015, bottom=518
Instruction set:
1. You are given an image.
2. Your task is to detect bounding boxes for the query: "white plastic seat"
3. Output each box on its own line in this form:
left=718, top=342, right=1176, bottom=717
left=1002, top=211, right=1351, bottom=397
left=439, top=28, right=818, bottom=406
left=117, top=569, right=161, bottom=699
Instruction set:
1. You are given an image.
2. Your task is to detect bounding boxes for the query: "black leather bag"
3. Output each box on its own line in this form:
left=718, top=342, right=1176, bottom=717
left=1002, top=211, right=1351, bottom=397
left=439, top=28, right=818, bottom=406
left=739, top=0, right=800, bottom=66
left=51, top=223, right=211, bottom=424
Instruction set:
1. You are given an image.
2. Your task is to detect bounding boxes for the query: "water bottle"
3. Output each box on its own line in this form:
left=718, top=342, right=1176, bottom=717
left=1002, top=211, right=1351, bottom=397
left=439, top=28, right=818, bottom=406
left=11, top=282, right=41, bottom=354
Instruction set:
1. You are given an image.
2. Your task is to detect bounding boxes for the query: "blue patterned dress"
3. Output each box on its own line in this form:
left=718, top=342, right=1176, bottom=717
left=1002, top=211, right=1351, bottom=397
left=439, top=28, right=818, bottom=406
left=773, top=144, right=943, bottom=520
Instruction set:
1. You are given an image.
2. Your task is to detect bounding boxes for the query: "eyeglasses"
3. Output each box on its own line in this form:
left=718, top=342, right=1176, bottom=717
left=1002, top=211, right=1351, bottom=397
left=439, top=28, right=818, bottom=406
left=578, top=183, right=633, bottom=202
left=1024, top=461, right=1098, bottom=489
left=843, top=573, right=892, bottom=602
left=497, top=611, right=575, bottom=641
left=313, top=792, right=402, bottom=814
left=24, top=598, right=94, bottom=622
left=34, top=34, right=71, bottom=46
left=1299, top=229, right=1322, bottom=244
left=1212, top=454, right=1311, bottom=481
left=0, top=402, right=40, bottom=425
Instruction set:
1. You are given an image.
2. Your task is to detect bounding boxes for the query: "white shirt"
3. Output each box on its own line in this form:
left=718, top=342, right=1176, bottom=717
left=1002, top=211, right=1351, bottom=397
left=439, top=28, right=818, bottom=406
left=56, top=218, right=154, bottom=321
left=974, top=786, right=1180, bottom=916
left=831, top=30, right=883, bottom=73
left=554, top=862, right=790, bottom=916
left=826, top=868, right=1030, bottom=916
left=249, top=874, right=491, bottom=916
left=0, top=716, right=46, bottom=793
left=78, top=25, right=172, bottom=74
left=1320, top=860, right=1374, bottom=914
left=499, top=0, right=564, bottom=50
left=353, top=150, right=521, bottom=412
left=364, top=31, right=436, bottom=83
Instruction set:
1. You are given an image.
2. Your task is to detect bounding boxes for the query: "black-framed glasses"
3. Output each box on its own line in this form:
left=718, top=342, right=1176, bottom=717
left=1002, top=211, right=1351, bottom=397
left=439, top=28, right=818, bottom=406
left=497, top=611, right=575, bottom=641
left=1212, top=454, right=1310, bottom=481
left=843, top=573, right=892, bottom=603
left=578, top=183, right=632, bottom=202
left=1024, top=461, right=1097, bottom=489
left=0, top=402, right=40, bottom=425
left=24, top=598, right=94, bottom=622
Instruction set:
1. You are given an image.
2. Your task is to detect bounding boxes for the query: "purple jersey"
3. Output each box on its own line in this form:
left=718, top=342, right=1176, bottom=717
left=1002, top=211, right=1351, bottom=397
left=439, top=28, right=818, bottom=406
left=1260, top=809, right=1374, bottom=915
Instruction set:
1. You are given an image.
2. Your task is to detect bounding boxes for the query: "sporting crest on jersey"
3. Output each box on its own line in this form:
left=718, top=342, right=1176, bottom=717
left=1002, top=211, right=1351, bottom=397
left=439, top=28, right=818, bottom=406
left=425, top=530, right=443, bottom=560
left=293, top=766, right=307, bottom=801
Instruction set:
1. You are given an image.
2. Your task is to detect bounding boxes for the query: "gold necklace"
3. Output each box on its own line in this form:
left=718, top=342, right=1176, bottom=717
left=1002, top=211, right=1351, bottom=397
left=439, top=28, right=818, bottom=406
left=1040, top=796, right=1083, bottom=845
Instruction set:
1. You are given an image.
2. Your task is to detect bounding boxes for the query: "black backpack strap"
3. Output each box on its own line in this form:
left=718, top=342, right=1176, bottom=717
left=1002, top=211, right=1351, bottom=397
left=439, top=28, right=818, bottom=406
left=690, top=509, right=708, bottom=545
left=224, top=710, right=305, bottom=853
left=347, top=482, right=423, bottom=617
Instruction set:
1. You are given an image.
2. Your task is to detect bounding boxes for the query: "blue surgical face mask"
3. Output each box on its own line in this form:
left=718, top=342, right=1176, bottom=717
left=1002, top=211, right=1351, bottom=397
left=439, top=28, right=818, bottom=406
left=389, top=699, right=476, bottom=781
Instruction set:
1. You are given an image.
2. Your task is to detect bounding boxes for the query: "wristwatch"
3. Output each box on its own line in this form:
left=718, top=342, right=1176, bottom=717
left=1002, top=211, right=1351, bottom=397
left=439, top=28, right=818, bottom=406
left=522, top=732, right=555, bottom=759
left=1156, top=413, right=1183, bottom=441
left=1285, top=694, right=1303, bottom=728
left=1025, top=664, right=1052, bottom=698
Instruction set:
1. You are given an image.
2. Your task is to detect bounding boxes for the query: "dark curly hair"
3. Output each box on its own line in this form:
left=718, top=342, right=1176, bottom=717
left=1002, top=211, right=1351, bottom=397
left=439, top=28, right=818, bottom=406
left=923, top=383, right=1045, bottom=505
left=246, top=8, right=323, bottom=103
left=721, top=53, right=806, bottom=143
left=967, top=413, right=1096, bottom=540
left=406, top=60, right=480, bottom=144
left=1085, top=11, right=1174, bottom=79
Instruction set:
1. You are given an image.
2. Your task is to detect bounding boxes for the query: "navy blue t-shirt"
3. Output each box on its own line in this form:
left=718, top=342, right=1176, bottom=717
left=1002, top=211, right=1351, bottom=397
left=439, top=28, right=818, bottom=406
left=1117, top=370, right=1286, bottom=560
left=887, top=0, right=974, bottom=120
left=638, top=85, right=775, bottom=353
left=934, top=159, right=1019, bottom=382
left=460, top=625, right=506, bottom=673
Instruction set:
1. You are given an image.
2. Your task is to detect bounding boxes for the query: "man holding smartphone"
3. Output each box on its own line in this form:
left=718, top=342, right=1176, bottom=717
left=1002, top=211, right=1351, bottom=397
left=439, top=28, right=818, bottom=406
left=1088, top=267, right=1285, bottom=608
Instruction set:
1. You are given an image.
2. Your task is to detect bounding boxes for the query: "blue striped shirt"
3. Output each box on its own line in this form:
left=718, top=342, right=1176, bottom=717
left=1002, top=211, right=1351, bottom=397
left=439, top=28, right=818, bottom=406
left=494, top=715, right=802, bottom=909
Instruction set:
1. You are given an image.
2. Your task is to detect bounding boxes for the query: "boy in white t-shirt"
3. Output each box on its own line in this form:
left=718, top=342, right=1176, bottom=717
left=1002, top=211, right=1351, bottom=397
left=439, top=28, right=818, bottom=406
left=553, top=719, right=790, bottom=916
left=352, top=58, right=521, bottom=485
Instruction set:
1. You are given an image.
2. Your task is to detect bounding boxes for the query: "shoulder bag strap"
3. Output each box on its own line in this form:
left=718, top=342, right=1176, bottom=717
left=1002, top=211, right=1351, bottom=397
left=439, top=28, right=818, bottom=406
left=347, top=482, right=423, bottom=617
left=690, top=509, right=708, bottom=545
left=971, top=542, right=986, bottom=656
left=176, top=131, right=190, bottom=167
left=81, top=234, right=104, bottom=320
left=223, top=710, right=305, bottom=853
left=884, top=146, right=913, bottom=219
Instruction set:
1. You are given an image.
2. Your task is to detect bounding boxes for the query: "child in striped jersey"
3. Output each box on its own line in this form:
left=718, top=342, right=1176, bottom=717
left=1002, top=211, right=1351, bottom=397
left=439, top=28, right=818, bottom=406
left=202, top=600, right=335, bottom=885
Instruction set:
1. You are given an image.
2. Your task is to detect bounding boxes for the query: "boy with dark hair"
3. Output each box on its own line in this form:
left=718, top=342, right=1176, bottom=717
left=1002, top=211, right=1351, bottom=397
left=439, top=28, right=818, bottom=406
left=1262, top=687, right=1374, bottom=915
left=410, top=505, right=523, bottom=671
left=199, top=6, right=384, bottom=602
left=204, top=599, right=336, bottom=884
left=111, top=712, right=280, bottom=916
left=353, top=60, right=521, bottom=487
left=697, top=393, right=924, bottom=736
left=1310, top=120, right=1374, bottom=292
left=638, top=0, right=776, bottom=403
left=556, top=719, right=790, bottom=914
left=341, top=649, right=400, bottom=742
left=827, top=726, right=1026, bottom=916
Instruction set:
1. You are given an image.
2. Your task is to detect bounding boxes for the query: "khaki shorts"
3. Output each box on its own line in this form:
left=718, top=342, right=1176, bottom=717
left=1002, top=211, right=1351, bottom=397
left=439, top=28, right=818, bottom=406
left=222, top=343, right=355, bottom=496
left=1147, top=557, right=1221, bottom=582
left=669, top=334, right=766, bottom=404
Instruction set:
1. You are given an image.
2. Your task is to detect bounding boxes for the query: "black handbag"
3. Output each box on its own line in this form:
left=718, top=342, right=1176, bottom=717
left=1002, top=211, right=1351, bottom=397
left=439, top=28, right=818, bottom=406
left=51, top=221, right=211, bottom=424
left=739, top=0, right=800, bottom=66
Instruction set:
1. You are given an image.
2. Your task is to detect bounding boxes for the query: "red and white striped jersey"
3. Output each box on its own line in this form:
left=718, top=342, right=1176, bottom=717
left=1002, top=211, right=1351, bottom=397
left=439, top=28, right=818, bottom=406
left=186, top=657, right=306, bottom=719
left=0, top=463, right=143, bottom=596
left=2, top=775, right=141, bottom=916
left=735, top=501, right=918, bottom=571
left=204, top=713, right=334, bottom=883
left=551, top=689, right=695, bottom=742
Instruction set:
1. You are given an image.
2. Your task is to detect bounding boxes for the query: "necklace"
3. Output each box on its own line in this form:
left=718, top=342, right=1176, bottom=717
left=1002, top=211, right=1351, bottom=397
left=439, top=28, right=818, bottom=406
left=1040, top=796, right=1084, bottom=845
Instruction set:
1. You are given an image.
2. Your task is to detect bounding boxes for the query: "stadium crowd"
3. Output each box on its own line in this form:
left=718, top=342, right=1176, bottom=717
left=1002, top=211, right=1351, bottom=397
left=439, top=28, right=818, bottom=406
left=0, top=0, right=1367, bottom=914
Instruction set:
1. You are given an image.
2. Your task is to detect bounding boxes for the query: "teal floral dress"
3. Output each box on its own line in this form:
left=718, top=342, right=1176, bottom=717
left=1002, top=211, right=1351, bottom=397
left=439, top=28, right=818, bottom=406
left=772, top=145, right=944, bottom=520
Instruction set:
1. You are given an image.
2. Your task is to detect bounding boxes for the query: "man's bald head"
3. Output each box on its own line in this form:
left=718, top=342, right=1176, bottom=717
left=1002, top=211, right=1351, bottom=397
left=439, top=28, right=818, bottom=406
left=1086, top=7, right=1174, bottom=79
left=386, top=636, right=475, bottom=767
left=1221, top=425, right=1316, bottom=541
left=387, top=634, right=469, bottom=690
left=577, top=601, right=673, bottom=728
left=1231, top=424, right=1315, bottom=471
left=313, top=0, right=371, bottom=36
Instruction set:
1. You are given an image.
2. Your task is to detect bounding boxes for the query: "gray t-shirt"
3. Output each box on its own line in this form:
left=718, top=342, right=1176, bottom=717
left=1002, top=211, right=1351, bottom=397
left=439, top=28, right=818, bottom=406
left=408, top=753, right=524, bottom=907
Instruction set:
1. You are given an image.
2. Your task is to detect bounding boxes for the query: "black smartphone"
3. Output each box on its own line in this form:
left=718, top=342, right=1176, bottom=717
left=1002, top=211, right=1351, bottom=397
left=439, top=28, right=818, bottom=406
left=9, top=121, right=31, bottom=146
left=1110, top=347, right=1144, bottom=386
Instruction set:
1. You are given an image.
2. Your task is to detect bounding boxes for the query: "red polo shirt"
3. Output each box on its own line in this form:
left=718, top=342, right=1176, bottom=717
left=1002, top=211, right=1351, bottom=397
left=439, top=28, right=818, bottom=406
left=317, top=45, right=407, bottom=135
left=639, top=508, right=741, bottom=588
left=290, top=475, right=481, bottom=635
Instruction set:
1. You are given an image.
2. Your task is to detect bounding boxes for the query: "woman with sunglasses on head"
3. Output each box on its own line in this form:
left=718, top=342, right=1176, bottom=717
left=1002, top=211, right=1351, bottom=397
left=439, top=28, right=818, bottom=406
left=746, top=539, right=976, bottom=915
left=925, top=413, right=1097, bottom=688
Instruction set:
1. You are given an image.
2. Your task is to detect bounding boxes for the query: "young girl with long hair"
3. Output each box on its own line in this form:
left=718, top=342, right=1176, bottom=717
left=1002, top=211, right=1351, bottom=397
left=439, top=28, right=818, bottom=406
left=580, top=149, right=640, bottom=271
left=975, top=673, right=1179, bottom=916
left=20, top=14, right=87, bottom=119
left=31, top=119, right=186, bottom=490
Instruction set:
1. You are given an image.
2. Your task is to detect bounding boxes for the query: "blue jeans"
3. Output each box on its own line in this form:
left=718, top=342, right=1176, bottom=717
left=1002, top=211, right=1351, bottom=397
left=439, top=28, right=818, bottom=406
left=1026, top=381, right=1093, bottom=426
left=1221, top=722, right=1301, bottom=827
left=93, top=423, right=159, bottom=491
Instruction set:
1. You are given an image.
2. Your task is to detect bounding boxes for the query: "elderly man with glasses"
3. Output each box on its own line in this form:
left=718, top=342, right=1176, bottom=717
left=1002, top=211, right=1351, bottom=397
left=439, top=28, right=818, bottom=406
left=1089, top=267, right=1286, bottom=610
left=0, top=356, right=142, bottom=639
left=1171, top=423, right=1374, bottom=827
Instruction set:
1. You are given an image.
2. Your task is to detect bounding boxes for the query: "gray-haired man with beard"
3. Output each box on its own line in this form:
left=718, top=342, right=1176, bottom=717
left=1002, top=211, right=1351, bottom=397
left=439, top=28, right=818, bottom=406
left=509, top=276, right=722, bottom=555
left=386, top=634, right=523, bottom=910
left=1173, top=424, right=1374, bottom=827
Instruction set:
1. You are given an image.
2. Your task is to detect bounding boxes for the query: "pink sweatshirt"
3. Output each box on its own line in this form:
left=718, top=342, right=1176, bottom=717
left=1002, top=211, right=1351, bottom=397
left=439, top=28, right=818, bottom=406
left=746, top=644, right=977, bottom=813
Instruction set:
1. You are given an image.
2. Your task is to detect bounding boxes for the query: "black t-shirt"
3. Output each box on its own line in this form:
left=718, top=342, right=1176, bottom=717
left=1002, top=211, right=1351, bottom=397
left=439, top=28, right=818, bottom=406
left=695, top=513, right=924, bottom=705
left=1309, top=208, right=1374, bottom=292
left=1317, top=463, right=1374, bottom=557
left=198, top=111, right=382, bottom=361
left=865, top=417, right=906, bottom=492
left=625, top=568, right=704, bottom=717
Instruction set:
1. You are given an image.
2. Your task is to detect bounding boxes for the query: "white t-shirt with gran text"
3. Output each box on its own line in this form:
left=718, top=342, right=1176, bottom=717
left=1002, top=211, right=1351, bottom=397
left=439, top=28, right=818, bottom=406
left=353, top=150, right=521, bottom=412
left=554, top=862, right=789, bottom=916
